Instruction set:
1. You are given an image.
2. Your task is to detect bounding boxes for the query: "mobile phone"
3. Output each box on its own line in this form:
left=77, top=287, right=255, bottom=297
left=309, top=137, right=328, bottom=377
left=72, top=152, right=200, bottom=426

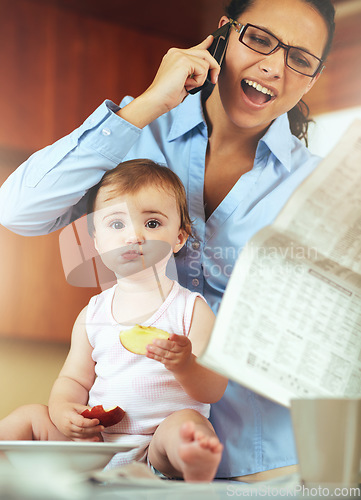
left=188, top=22, right=232, bottom=95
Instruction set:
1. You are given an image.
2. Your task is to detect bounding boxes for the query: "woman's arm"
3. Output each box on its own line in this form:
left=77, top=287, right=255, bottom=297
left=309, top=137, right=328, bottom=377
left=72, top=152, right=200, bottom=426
left=0, top=100, right=140, bottom=236
left=146, top=298, right=228, bottom=404
left=48, top=306, right=104, bottom=440
left=0, top=37, right=219, bottom=236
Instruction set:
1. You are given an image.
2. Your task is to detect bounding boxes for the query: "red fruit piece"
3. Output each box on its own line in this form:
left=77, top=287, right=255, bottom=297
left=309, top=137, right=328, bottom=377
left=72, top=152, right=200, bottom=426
left=81, top=405, right=125, bottom=427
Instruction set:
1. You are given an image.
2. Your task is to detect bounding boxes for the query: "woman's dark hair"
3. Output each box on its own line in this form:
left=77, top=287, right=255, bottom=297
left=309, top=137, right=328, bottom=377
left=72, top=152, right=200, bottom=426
left=224, top=0, right=336, bottom=145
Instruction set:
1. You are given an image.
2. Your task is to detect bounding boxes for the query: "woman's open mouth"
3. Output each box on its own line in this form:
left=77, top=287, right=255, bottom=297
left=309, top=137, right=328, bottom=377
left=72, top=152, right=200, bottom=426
left=241, top=79, right=276, bottom=106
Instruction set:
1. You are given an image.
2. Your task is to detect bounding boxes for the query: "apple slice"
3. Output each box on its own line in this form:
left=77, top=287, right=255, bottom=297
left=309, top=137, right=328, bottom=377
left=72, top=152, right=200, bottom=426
left=81, top=405, right=125, bottom=427
left=119, top=324, right=169, bottom=355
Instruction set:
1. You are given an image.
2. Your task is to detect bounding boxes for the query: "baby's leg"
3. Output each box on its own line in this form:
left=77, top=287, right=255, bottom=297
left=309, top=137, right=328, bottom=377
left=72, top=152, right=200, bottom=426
left=0, top=404, right=68, bottom=441
left=148, top=409, right=223, bottom=482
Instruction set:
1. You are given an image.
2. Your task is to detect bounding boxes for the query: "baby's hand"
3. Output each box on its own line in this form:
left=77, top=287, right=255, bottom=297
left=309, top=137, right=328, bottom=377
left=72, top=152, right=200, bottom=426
left=146, top=333, right=193, bottom=372
left=56, top=403, right=104, bottom=441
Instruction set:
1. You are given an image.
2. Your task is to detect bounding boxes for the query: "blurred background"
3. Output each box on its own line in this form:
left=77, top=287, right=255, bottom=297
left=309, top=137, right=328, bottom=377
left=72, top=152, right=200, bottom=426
left=0, top=0, right=360, bottom=418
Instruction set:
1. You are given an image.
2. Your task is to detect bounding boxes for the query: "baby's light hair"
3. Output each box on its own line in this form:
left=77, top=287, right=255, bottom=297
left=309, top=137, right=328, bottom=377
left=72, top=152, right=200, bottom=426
left=87, top=159, right=192, bottom=236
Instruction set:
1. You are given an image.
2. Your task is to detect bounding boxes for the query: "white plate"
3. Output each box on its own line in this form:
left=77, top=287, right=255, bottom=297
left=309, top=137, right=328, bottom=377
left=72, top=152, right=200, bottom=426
left=0, top=441, right=134, bottom=473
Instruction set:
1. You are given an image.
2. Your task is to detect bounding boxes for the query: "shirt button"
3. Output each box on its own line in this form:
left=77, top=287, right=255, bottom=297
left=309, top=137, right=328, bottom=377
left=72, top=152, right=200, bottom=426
left=102, top=128, right=111, bottom=136
left=192, top=241, right=200, bottom=250
left=192, top=278, right=199, bottom=287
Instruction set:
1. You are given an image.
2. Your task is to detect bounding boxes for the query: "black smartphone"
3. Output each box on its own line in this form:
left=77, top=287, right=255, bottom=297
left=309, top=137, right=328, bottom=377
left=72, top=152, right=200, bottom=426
left=188, top=22, right=232, bottom=95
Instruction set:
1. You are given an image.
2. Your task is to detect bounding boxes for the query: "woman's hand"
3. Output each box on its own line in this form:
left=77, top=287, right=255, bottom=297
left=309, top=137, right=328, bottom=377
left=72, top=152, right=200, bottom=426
left=54, top=402, right=104, bottom=441
left=147, top=35, right=220, bottom=109
left=118, top=35, right=220, bottom=129
left=146, top=333, right=194, bottom=373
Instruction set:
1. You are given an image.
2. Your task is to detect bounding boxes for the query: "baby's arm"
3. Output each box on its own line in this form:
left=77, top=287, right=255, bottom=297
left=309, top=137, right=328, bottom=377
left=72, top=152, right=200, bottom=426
left=48, top=307, right=104, bottom=441
left=146, top=298, right=228, bottom=403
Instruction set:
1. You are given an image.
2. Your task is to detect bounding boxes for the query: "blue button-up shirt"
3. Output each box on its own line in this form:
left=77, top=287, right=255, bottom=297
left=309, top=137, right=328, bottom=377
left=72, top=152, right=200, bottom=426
left=0, top=93, right=321, bottom=477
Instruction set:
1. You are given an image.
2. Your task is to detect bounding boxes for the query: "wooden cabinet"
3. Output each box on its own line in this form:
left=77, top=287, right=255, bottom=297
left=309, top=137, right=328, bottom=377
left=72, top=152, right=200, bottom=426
left=0, top=0, right=189, bottom=342
left=0, top=226, right=92, bottom=342
left=0, top=166, right=98, bottom=342
left=305, top=8, right=361, bottom=115
left=0, top=0, right=181, bottom=151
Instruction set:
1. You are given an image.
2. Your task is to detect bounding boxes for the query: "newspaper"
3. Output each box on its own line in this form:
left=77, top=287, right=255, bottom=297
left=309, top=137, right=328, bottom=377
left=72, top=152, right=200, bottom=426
left=198, top=120, right=361, bottom=407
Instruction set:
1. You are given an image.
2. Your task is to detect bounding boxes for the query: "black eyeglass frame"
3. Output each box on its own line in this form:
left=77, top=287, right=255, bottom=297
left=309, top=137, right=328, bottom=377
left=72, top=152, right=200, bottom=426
left=229, top=19, right=325, bottom=78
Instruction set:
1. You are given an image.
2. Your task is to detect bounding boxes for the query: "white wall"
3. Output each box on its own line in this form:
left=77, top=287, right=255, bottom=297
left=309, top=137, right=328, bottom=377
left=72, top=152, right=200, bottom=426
left=308, top=106, right=361, bottom=157
left=0, top=338, right=69, bottom=419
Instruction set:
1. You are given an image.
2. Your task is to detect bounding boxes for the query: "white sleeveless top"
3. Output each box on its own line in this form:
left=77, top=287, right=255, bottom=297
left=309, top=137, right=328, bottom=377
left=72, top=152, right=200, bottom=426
left=86, top=280, right=210, bottom=467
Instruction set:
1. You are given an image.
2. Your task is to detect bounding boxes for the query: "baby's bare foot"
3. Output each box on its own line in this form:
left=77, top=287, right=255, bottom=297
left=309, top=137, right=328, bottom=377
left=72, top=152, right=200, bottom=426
left=178, top=421, right=223, bottom=482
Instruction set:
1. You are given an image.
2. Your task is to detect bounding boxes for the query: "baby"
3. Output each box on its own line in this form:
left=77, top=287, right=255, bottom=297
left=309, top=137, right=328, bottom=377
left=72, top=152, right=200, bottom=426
left=0, top=159, right=227, bottom=482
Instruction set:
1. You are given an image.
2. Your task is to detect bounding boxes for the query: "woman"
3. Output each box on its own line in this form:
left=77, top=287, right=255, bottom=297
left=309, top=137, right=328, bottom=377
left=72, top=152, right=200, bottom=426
left=0, top=0, right=335, bottom=481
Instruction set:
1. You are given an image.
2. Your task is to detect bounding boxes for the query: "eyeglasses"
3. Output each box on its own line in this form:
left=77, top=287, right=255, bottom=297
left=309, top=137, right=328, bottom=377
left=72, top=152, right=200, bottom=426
left=229, top=20, right=324, bottom=77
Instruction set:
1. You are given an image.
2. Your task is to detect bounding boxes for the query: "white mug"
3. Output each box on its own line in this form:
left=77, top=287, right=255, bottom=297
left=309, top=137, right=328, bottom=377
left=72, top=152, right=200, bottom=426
left=291, top=398, right=361, bottom=490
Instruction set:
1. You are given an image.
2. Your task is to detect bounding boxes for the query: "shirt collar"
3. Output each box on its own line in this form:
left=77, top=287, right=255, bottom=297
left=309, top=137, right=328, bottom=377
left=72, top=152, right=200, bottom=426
left=167, top=93, right=205, bottom=141
left=168, top=93, right=293, bottom=172
left=257, top=113, right=293, bottom=172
